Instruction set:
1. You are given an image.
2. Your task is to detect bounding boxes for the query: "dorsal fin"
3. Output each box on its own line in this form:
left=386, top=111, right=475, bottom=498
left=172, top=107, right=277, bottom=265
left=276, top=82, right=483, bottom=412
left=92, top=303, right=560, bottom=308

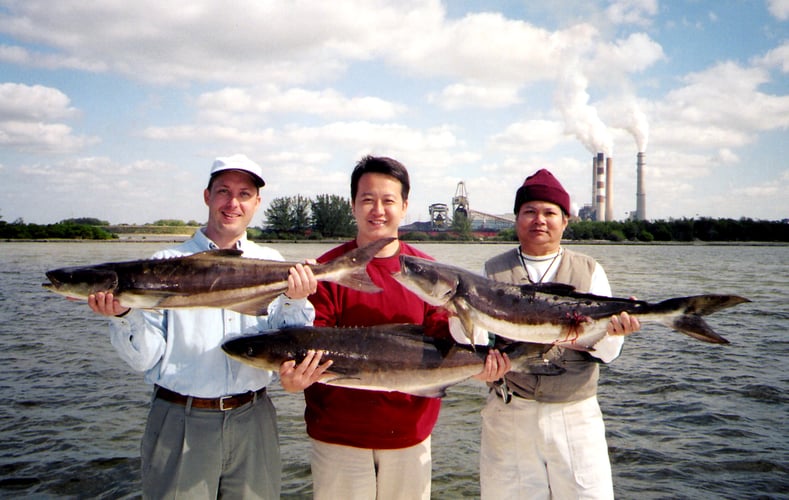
left=184, top=249, right=244, bottom=260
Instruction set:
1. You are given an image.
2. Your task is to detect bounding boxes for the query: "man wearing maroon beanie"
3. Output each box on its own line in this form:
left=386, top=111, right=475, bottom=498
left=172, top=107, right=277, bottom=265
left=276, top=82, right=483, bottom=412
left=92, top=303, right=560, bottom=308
left=459, top=168, right=640, bottom=499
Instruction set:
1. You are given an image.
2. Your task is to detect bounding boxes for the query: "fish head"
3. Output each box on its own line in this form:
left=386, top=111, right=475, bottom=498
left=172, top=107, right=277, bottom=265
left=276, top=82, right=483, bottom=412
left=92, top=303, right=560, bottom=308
left=393, top=255, right=460, bottom=307
left=221, top=333, right=293, bottom=371
left=43, top=265, right=119, bottom=300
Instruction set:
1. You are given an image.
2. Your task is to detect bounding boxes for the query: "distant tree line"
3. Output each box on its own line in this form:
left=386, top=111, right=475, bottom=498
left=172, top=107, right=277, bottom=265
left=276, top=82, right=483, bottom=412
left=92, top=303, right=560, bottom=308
left=1, top=211, right=787, bottom=242
left=0, top=218, right=116, bottom=240
left=262, top=194, right=356, bottom=239
left=489, top=217, right=789, bottom=243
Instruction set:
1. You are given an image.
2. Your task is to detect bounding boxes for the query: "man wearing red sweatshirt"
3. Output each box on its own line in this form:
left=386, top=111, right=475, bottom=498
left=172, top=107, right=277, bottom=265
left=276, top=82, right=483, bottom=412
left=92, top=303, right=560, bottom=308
left=280, top=155, right=507, bottom=499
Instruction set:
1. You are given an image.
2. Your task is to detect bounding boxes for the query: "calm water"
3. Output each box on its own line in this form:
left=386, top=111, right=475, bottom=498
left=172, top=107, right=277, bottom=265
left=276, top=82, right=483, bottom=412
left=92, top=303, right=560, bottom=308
left=0, top=241, right=787, bottom=499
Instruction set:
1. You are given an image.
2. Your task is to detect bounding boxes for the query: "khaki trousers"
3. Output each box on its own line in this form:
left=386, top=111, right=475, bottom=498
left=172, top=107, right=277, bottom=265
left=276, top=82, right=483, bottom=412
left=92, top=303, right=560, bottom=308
left=310, top=437, right=432, bottom=500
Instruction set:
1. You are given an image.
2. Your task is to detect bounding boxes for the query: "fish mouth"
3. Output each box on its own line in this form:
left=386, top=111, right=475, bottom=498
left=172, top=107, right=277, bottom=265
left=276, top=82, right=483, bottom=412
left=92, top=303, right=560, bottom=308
left=44, top=271, right=63, bottom=288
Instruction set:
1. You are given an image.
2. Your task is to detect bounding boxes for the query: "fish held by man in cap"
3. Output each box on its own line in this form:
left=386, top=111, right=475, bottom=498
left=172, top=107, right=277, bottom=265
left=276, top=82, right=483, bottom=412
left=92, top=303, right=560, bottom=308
left=222, top=324, right=564, bottom=398
left=392, top=255, right=750, bottom=349
left=43, top=237, right=395, bottom=316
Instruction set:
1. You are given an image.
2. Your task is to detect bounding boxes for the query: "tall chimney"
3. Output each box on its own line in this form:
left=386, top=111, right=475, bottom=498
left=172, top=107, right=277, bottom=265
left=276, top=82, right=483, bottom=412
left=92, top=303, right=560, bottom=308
left=636, top=152, right=646, bottom=220
left=605, top=156, right=613, bottom=221
left=591, top=155, right=597, bottom=218
left=595, top=152, right=605, bottom=221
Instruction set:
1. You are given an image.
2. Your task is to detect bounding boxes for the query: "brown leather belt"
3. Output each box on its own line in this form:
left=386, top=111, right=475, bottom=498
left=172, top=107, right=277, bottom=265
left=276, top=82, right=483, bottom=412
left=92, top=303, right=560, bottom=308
left=154, top=385, right=266, bottom=411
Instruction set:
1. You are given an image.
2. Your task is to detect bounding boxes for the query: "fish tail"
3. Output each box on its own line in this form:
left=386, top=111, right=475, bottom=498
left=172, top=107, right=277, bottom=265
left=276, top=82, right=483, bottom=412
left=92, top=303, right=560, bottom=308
left=650, top=295, right=749, bottom=344
left=669, top=314, right=730, bottom=344
left=655, top=295, right=751, bottom=316
left=324, top=237, right=396, bottom=293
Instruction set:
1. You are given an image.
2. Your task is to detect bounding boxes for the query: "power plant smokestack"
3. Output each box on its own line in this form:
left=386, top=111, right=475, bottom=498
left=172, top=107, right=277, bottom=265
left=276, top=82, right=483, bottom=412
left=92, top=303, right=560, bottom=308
left=605, top=157, right=613, bottom=221
left=595, top=152, right=605, bottom=222
left=591, top=156, right=597, bottom=218
left=636, top=152, right=646, bottom=220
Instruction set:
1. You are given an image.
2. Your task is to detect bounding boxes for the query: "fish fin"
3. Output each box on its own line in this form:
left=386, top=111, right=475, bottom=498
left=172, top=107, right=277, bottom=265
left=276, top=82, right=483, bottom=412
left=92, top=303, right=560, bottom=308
left=416, top=387, right=449, bottom=398
left=224, top=296, right=277, bottom=316
left=377, top=323, right=426, bottom=337
left=528, top=282, right=578, bottom=295
left=453, top=301, right=478, bottom=346
left=652, top=295, right=747, bottom=344
left=322, top=237, right=395, bottom=293
left=670, top=314, right=730, bottom=344
left=185, top=249, right=244, bottom=259
left=657, top=295, right=751, bottom=316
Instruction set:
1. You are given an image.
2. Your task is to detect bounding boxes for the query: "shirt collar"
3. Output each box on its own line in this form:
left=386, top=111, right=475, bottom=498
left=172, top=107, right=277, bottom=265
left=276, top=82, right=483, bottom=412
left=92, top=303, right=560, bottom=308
left=196, top=228, right=248, bottom=251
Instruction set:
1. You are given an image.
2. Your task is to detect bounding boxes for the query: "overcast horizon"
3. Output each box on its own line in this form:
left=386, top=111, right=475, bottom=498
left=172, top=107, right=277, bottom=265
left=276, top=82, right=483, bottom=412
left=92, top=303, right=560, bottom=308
left=1, top=0, right=788, bottom=226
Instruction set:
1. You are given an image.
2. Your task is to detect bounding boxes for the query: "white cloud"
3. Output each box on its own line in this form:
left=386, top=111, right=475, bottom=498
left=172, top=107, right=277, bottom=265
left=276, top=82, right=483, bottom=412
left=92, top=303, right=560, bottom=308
left=488, top=120, right=566, bottom=153
left=195, top=86, right=406, bottom=124
left=767, top=0, right=789, bottom=20
left=606, top=0, right=658, bottom=26
left=754, top=41, right=789, bottom=73
left=429, top=83, right=521, bottom=110
left=0, top=83, right=98, bottom=153
left=0, top=0, right=443, bottom=85
left=0, top=83, right=77, bottom=121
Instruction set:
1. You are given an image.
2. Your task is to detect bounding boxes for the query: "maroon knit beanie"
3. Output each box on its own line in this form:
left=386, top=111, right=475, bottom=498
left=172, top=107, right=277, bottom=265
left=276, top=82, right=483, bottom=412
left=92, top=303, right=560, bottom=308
left=513, top=169, right=571, bottom=215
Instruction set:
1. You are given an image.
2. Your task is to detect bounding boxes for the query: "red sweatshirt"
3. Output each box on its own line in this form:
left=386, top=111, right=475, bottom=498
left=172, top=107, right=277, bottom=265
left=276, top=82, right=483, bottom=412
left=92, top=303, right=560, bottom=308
left=304, top=240, right=450, bottom=449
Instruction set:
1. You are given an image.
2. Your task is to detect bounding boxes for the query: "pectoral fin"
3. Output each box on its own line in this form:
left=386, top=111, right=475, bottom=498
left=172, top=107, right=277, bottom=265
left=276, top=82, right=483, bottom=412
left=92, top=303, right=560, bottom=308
left=454, top=300, right=478, bottom=345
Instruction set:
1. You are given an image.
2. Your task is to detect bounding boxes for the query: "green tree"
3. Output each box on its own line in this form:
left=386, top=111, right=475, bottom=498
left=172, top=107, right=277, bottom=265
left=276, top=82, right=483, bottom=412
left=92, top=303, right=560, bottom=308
left=450, top=212, right=473, bottom=240
left=61, top=217, right=110, bottom=226
left=151, top=219, right=187, bottom=226
left=264, top=197, right=295, bottom=234
left=311, top=194, right=356, bottom=237
left=293, top=195, right=311, bottom=234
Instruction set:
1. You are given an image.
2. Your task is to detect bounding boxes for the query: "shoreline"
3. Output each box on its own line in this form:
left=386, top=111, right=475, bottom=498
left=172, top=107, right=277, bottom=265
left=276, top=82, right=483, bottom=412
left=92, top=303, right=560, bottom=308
left=3, top=236, right=787, bottom=247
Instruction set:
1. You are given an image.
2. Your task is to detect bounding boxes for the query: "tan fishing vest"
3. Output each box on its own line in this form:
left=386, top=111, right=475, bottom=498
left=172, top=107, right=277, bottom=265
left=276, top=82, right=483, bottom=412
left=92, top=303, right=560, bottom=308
left=484, top=247, right=600, bottom=403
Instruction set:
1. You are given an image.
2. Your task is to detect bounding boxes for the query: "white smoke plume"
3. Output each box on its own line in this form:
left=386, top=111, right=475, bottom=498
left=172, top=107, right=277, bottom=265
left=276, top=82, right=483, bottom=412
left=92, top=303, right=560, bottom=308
left=625, top=99, right=649, bottom=153
left=555, top=65, right=614, bottom=156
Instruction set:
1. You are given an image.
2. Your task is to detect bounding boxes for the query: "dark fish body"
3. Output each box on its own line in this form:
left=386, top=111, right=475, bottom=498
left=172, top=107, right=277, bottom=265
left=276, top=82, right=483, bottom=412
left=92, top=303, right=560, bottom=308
left=221, top=324, right=564, bottom=397
left=392, top=255, right=750, bottom=349
left=43, top=238, right=394, bottom=316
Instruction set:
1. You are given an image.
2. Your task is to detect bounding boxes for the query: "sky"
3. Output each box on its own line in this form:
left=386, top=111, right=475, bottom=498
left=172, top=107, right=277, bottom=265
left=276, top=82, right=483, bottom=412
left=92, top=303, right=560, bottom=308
left=1, top=0, right=788, bottom=226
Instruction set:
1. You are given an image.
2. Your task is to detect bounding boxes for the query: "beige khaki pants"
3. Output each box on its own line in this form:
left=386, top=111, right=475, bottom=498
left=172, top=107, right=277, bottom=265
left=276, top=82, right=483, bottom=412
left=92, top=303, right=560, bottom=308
left=480, top=394, right=614, bottom=500
left=310, top=437, right=431, bottom=500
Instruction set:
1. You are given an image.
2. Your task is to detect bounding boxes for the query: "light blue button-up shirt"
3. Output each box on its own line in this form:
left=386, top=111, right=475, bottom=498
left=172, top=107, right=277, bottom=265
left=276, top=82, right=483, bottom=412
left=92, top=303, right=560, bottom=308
left=108, top=229, right=315, bottom=397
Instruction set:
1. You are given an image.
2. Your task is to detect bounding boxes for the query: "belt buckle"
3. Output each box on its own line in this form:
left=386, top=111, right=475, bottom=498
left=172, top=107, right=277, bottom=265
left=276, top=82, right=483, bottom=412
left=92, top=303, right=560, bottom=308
left=219, top=395, right=233, bottom=411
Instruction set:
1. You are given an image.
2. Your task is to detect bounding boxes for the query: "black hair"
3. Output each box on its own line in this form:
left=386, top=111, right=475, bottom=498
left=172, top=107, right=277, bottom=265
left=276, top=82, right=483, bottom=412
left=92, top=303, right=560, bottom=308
left=350, top=155, right=411, bottom=201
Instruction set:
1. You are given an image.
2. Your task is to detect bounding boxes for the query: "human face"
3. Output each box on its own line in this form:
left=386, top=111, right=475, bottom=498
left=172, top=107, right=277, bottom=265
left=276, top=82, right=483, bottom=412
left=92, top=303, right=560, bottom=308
left=352, top=172, right=408, bottom=252
left=203, top=170, right=261, bottom=248
left=515, top=200, right=568, bottom=256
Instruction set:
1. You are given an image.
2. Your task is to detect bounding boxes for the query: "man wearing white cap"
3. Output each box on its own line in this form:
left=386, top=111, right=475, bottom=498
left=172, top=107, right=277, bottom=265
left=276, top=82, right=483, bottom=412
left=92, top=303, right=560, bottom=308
left=87, top=154, right=319, bottom=499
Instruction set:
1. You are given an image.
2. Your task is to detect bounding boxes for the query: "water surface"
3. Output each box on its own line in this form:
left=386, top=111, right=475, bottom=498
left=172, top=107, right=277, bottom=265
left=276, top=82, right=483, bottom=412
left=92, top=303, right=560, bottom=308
left=1, top=241, right=786, bottom=498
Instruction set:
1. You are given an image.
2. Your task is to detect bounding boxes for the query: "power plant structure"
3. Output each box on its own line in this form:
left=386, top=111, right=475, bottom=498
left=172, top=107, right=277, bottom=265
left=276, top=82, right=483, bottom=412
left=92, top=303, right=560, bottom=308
left=581, top=152, right=647, bottom=222
left=636, top=152, right=646, bottom=220
left=415, top=151, right=648, bottom=234
left=411, top=181, right=514, bottom=234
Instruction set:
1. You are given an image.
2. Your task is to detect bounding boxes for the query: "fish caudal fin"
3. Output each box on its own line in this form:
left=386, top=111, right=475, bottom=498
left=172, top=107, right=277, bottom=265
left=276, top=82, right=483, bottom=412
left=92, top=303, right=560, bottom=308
left=324, top=237, right=396, bottom=293
left=656, top=295, right=750, bottom=344
left=671, top=314, right=730, bottom=344
left=660, top=294, right=751, bottom=316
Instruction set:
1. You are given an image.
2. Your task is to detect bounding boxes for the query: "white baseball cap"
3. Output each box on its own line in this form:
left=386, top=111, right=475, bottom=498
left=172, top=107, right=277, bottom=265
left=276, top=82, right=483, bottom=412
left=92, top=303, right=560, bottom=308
left=210, top=154, right=265, bottom=187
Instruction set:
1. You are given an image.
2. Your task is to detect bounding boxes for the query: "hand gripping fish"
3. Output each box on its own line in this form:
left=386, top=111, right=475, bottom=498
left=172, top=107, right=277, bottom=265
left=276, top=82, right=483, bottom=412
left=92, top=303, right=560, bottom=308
left=43, top=238, right=395, bottom=316
left=221, top=324, right=565, bottom=398
left=392, top=255, right=750, bottom=349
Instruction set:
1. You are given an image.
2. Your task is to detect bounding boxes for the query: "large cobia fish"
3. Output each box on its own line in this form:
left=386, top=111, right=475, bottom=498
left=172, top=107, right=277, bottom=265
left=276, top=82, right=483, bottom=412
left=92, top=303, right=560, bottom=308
left=221, top=324, right=564, bottom=397
left=392, top=255, right=750, bottom=349
left=43, top=237, right=394, bottom=316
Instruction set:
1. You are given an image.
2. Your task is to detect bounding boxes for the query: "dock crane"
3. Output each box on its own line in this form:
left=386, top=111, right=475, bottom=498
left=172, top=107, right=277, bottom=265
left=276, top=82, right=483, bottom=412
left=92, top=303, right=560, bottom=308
left=452, top=181, right=469, bottom=220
